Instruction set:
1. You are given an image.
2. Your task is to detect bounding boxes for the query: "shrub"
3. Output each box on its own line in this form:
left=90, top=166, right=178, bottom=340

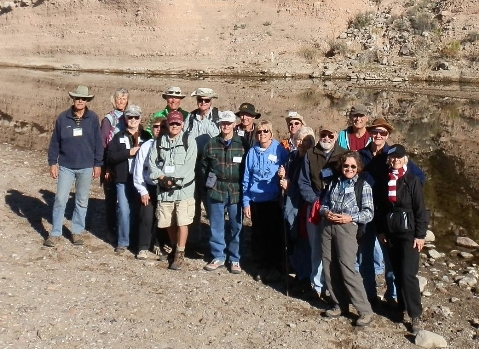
left=263, top=21, right=272, bottom=26
left=298, top=46, right=322, bottom=62
left=408, top=11, right=437, bottom=34
left=325, top=39, right=348, bottom=57
left=439, top=41, right=461, bottom=58
left=392, top=17, right=410, bottom=31
left=348, top=11, right=373, bottom=30
left=233, top=23, right=246, bottom=30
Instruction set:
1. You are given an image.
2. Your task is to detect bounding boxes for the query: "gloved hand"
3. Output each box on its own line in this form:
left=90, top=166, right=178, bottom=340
left=159, top=176, right=175, bottom=190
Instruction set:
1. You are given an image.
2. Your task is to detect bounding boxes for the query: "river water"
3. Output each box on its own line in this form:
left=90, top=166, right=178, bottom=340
left=1, top=68, right=478, bottom=255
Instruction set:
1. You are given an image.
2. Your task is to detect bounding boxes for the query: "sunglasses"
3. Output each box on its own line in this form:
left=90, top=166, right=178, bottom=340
left=256, top=129, right=269, bottom=135
left=169, top=122, right=181, bottom=127
left=127, top=115, right=140, bottom=120
left=166, top=91, right=182, bottom=95
left=288, top=121, right=301, bottom=127
left=370, top=129, right=389, bottom=137
left=74, top=97, right=88, bottom=101
left=343, top=164, right=357, bottom=169
left=320, top=132, right=334, bottom=139
left=197, top=98, right=211, bottom=104
left=152, top=124, right=167, bottom=129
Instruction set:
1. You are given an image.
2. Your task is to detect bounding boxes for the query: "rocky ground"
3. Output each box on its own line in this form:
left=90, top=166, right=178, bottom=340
left=1, top=145, right=479, bottom=348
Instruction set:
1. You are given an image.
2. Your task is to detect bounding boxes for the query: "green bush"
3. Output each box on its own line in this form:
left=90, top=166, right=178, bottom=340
left=348, top=11, right=374, bottom=30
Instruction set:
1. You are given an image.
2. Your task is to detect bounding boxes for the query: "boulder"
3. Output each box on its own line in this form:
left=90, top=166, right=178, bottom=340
left=460, top=251, right=474, bottom=259
left=415, top=330, right=447, bottom=348
left=456, top=237, right=479, bottom=249
left=458, top=276, right=477, bottom=288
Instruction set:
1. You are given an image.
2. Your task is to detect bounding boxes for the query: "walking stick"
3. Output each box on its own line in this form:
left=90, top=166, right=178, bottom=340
left=279, top=168, right=289, bottom=297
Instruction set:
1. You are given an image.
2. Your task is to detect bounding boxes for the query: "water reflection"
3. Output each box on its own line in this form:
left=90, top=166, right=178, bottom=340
left=1, top=68, right=478, bottom=254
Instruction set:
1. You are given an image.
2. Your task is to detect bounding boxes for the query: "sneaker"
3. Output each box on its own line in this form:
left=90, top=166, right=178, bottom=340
left=204, top=259, right=225, bottom=271
left=356, top=313, right=374, bottom=326
left=411, top=317, right=422, bottom=335
left=71, top=234, right=84, bottom=246
left=43, top=236, right=61, bottom=247
left=115, top=246, right=127, bottom=254
left=325, top=305, right=342, bottom=318
left=169, top=250, right=185, bottom=270
left=230, top=261, right=242, bottom=274
left=137, top=250, right=148, bottom=260
left=153, top=246, right=168, bottom=262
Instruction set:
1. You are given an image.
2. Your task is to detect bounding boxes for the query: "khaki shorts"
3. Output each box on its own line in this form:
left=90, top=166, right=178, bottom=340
left=157, top=197, right=195, bottom=228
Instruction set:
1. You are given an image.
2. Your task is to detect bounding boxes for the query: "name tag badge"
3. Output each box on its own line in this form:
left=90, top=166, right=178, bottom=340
left=119, top=137, right=126, bottom=144
left=233, top=156, right=242, bottom=163
left=237, top=130, right=245, bottom=137
left=164, top=165, right=175, bottom=174
left=267, top=154, right=277, bottom=162
left=345, top=187, right=354, bottom=194
left=73, top=128, right=83, bottom=137
left=321, top=168, right=333, bottom=178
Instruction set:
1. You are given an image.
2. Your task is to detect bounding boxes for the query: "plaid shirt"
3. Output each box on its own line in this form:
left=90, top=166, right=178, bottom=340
left=201, top=134, right=246, bottom=204
left=319, top=174, right=374, bottom=224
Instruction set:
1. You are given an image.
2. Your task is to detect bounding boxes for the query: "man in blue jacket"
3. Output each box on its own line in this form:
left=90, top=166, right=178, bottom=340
left=45, top=86, right=103, bottom=247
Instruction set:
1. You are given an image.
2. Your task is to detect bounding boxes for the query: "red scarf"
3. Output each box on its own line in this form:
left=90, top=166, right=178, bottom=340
left=388, top=165, right=407, bottom=202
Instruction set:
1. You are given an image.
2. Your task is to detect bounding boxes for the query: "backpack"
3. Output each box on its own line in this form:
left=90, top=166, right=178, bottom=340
left=105, top=111, right=125, bottom=145
left=185, top=107, right=219, bottom=136
left=156, top=132, right=190, bottom=156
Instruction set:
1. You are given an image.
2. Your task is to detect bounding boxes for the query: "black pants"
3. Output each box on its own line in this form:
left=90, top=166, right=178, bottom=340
left=102, top=178, right=117, bottom=234
left=137, top=184, right=169, bottom=252
left=250, top=200, right=284, bottom=271
left=388, top=234, right=422, bottom=318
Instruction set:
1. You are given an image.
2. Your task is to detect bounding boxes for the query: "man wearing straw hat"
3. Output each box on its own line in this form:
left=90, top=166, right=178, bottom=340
left=45, top=85, right=103, bottom=247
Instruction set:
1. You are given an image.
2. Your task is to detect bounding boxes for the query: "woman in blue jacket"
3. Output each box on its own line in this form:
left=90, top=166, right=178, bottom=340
left=243, top=120, right=288, bottom=283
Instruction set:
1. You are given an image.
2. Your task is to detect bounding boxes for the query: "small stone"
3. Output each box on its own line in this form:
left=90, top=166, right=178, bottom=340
left=415, top=330, right=447, bottom=348
left=472, top=318, right=479, bottom=328
left=458, top=276, right=477, bottom=288
left=456, top=237, right=479, bottom=249
left=460, top=252, right=474, bottom=259
left=428, top=249, right=442, bottom=259
left=450, top=297, right=459, bottom=303
left=417, top=275, right=428, bottom=293
left=422, top=291, right=432, bottom=297
left=287, top=323, right=296, bottom=328
left=425, top=230, right=435, bottom=242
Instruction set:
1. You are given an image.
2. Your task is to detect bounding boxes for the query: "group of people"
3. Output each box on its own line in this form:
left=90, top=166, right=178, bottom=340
left=45, top=85, right=428, bottom=334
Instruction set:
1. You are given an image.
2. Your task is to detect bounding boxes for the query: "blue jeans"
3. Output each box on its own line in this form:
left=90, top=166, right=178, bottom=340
left=357, top=223, right=396, bottom=300
left=116, top=180, right=138, bottom=248
left=306, top=204, right=325, bottom=292
left=207, top=194, right=242, bottom=263
left=51, top=166, right=93, bottom=237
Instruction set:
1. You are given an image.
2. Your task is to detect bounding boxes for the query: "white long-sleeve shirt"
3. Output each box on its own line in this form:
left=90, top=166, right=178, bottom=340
left=133, top=139, right=155, bottom=196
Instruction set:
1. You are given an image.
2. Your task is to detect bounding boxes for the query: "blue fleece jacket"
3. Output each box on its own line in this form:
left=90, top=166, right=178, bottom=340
left=242, top=139, right=288, bottom=207
left=48, top=107, right=103, bottom=169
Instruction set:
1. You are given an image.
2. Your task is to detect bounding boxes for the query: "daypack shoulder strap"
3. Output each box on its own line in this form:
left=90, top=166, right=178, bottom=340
left=354, top=173, right=365, bottom=210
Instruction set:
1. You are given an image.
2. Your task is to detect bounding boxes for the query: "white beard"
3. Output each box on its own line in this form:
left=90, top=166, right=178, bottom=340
left=320, top=140, right=334, bottom=151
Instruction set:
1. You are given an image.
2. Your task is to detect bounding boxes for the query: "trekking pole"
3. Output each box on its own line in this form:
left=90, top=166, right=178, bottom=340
left=279, top=174, right=289, bottom=297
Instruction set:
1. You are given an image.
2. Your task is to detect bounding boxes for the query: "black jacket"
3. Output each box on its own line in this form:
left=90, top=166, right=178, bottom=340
left=107, top=129, right=151, bottom=183
left=374, top=171, right=428, bottom=239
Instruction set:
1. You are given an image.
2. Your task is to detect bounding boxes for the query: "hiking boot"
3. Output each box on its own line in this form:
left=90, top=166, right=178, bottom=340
left=411, top=317, right=422, bottom=335
left=230, top=261, right=242, bottom=274
left=169, top=250, right=185, bottom=270
left=356, top=313, right=374, bottom=327
left=325, top=305, right=343, bottom=318
left=44, top=236, right=62, bottom=247
left=167, top=246, right=177, bottom=264
left=137, top=250, right=148, bottom=260
left=71, top=234, right=84, bottom=246
left=115, top=246, right=127, bottom=254
left=204, top=259, right=225, bottom=271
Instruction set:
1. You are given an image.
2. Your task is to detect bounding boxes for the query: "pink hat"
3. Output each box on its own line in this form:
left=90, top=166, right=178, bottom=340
left=167, top=110, right=184, bottom=124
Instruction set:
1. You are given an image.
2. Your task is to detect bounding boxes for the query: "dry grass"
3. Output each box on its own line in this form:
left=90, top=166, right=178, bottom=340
left=439, top=41, right=461, bottom=59
left=348, top=11, right=374, bottom=30
left=298, top=45, right=322, bottom=62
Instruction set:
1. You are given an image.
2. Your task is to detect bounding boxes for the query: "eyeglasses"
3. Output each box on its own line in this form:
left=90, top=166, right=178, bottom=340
left=320, top=132, right=334, bottom=139
left=370, top=129, right=389, bottom=137
left=169, top=122, right=181, bottom=127
left=127, top=115, right=140, bottom=120
left=74, top=97, right=88, bottom=101
left=288, top=121, right=301, bottom=127
left=197, top=98, right=211, bottom=104
left=152, top=124, right=166, bottom=129
left=256, top=129, right=269, bottom=135
left=342, top=164, right=357, bottom=169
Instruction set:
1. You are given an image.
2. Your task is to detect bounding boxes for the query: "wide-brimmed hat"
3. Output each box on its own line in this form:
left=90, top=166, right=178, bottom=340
left=235, top=102, right=261, bottom=119
left=69, top=85, right=94, bottom=101
left=218, top=111, right=237, bottom=123
left=162, top=86, right=186, bottom=99
left=191, top=88, right=218, bottom=99
left=388, top=144, right=406, bottom=158
left=285, top=111, right=306, bottom=125
left=319, top=123, right=339, bottom=133
left=349, top=104, right=368, bottom=116
left=124, top=105, right=142, bottom=117
left=367, top=118, right=394, bottom=133
left=167, top=110, right=184, bottom=124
